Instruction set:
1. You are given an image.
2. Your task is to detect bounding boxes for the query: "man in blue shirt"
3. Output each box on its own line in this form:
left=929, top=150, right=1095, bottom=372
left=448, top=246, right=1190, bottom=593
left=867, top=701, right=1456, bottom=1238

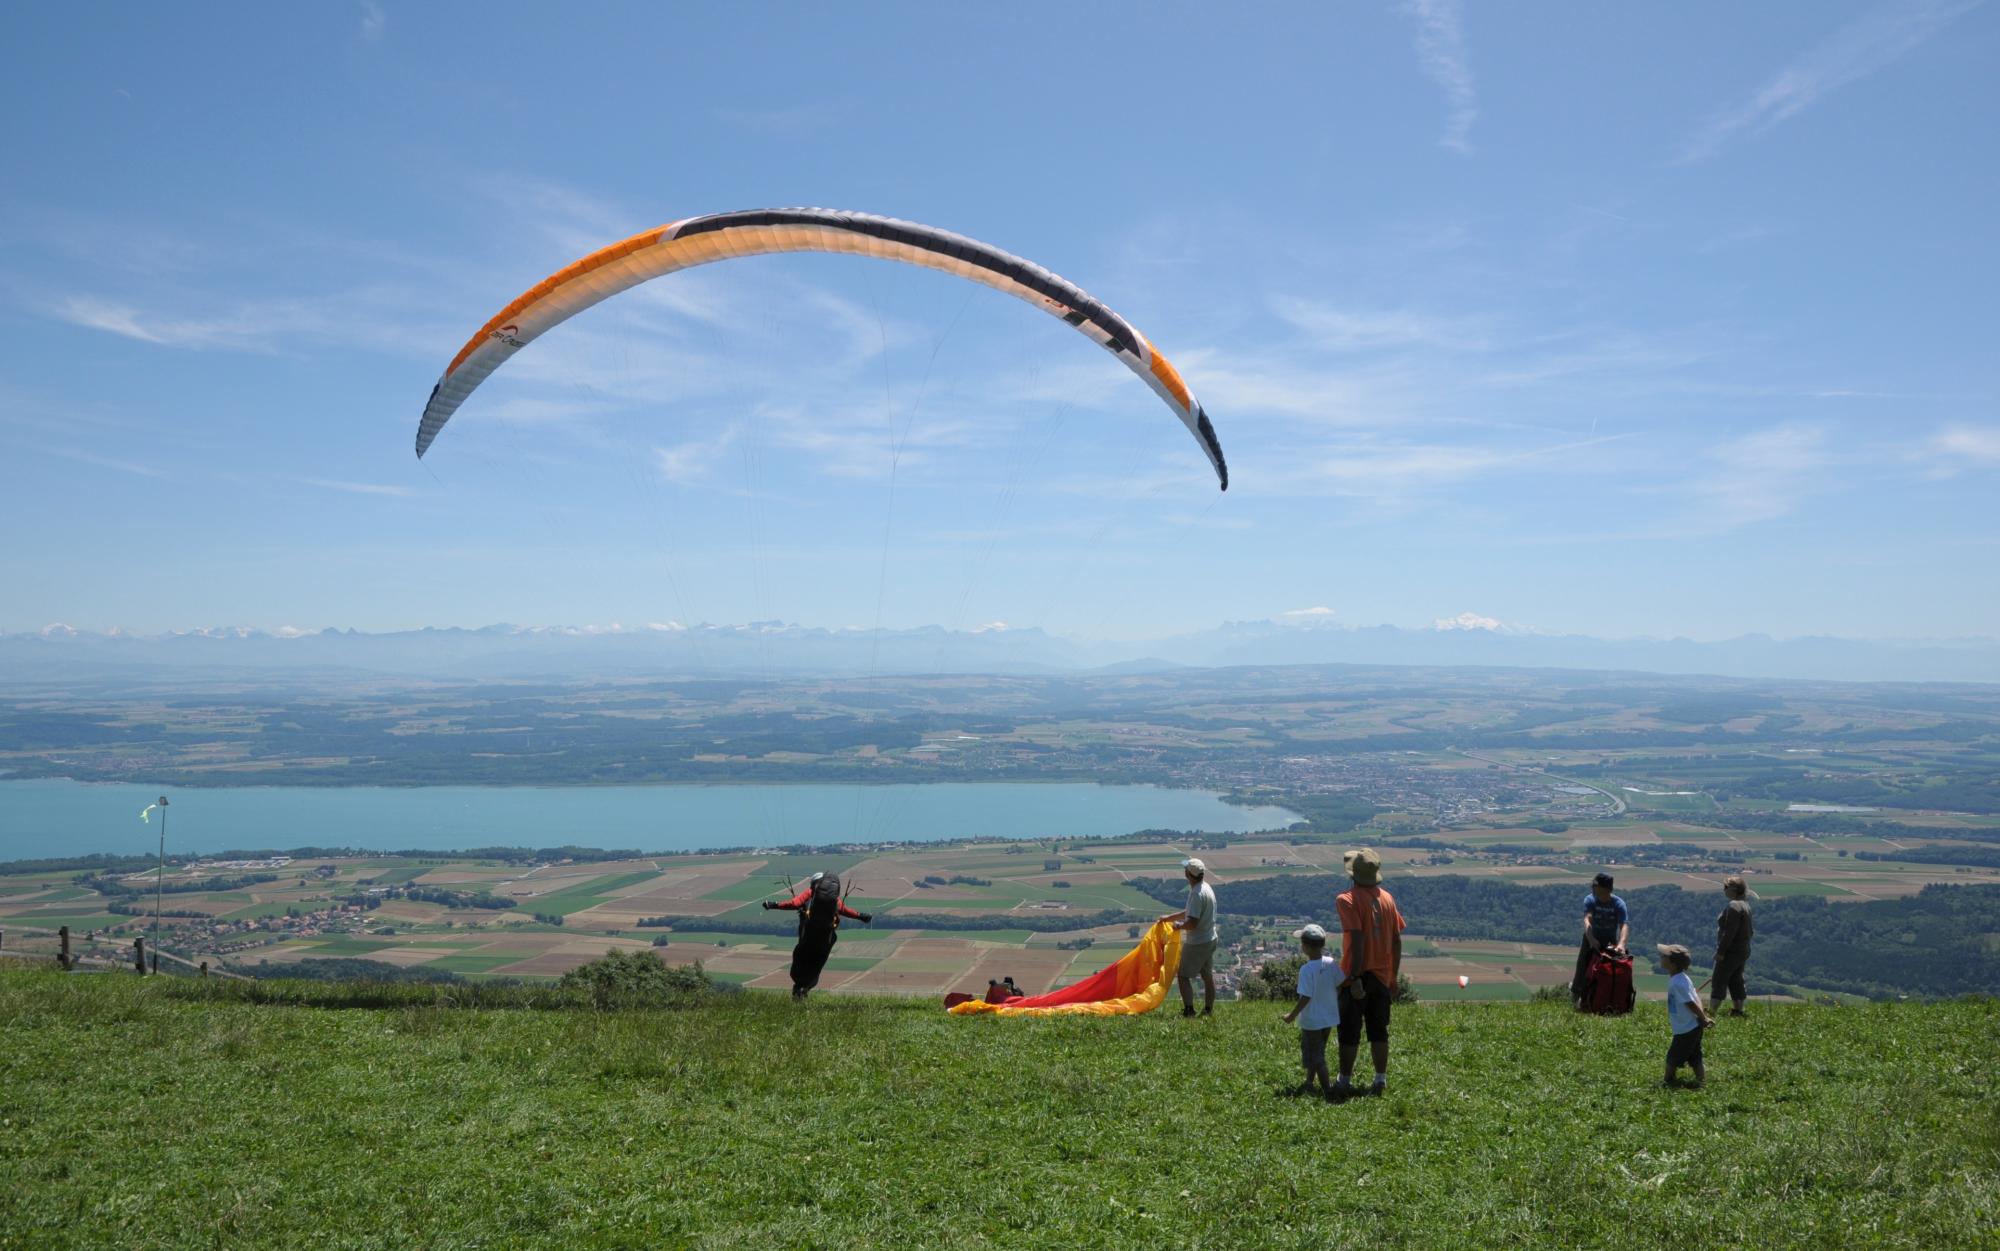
left=1570, top=872, right=1630, bottom=1008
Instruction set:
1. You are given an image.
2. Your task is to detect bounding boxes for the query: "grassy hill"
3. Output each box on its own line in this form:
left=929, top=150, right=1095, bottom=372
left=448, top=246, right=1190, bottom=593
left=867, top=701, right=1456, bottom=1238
left=1, top=968, right=1994, bottom=1249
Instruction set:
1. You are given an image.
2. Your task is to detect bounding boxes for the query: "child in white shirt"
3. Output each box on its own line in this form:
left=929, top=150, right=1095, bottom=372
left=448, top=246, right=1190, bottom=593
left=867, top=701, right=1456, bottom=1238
left=1281, top=923, right=1343, bottom=1100
left=1659, top=944, right=1715, bottom=1088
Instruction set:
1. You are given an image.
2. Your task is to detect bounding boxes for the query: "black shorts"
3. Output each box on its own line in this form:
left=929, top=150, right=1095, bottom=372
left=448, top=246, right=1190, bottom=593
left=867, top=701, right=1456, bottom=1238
left=1666, top=1025, right=1705, bottom=1069
left=1336, top=973, right=1392, bottom=1046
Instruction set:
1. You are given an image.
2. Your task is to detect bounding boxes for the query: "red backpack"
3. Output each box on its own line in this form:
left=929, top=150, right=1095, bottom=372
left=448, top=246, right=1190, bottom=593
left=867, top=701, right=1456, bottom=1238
left=1583, top=951, right=1636, bottom=1015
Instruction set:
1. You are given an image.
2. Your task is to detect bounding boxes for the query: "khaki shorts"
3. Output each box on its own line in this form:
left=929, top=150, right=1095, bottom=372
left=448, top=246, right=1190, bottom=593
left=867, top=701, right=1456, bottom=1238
left=1181, top=939, right=1217, bottom=977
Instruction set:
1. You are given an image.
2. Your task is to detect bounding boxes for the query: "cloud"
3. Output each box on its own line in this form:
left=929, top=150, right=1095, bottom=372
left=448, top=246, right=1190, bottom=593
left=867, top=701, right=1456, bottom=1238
left=1270, top=432, right=1631, bottom=500
left=359, top=1, right=385, bottom=41
left=39, top=446, right=167, bottom=478
left=1271, top=296, right=1489, bottom=352
left=1281, top=606, right=1337, bottom=619
left=756, top=403, right=984, bottom=481
left=1923, top=423, right=2000, bottom=474
left=1688, top=423, right=1831, bottom=528
left=43, top=285, right=458, bottom=358
left=302, top=478, right=416, bottom=497
left=713, top=101, right=844, bottom=136
left=654, top=425, right=739, bottom=485
left=469, top=174, right=644, bottom=258
left=1402, top=0, right=1477, bottom=155
left=1678, top=0, right=1981, bottom=163
left=48, top=296, right=227, bottom=347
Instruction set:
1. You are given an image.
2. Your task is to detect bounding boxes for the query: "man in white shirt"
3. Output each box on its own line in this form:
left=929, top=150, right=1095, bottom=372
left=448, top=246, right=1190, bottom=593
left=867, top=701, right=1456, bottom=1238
left=1159, top=857, right=1219, bottom=1018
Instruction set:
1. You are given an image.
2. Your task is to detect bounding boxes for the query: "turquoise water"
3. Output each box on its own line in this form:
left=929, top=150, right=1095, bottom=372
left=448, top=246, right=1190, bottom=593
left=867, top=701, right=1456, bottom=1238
left=0, top=779, right=1299, bottom=860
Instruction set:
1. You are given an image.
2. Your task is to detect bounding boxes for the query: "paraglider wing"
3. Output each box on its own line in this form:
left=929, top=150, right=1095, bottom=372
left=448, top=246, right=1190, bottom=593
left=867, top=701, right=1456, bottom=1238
left=948, top=919, right=1183, bottom=1017
left=415, top=209, right=1226, bottom=489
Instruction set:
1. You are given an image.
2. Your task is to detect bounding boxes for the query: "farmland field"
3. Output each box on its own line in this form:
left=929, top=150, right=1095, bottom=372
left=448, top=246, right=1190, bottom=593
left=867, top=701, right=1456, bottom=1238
left=5, top=664, right=1998, bottom=1001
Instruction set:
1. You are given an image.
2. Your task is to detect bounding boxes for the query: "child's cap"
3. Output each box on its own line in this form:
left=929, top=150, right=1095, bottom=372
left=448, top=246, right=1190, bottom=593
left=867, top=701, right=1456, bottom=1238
left=1656, top=943, right=1691, bottom=966
left=1293, top=923, right=1327, bottom=942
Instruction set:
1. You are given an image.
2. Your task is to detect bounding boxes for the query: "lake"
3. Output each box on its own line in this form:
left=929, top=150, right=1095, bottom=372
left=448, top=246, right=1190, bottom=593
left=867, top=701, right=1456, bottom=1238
left=0, top=779, right=1301, bottom=860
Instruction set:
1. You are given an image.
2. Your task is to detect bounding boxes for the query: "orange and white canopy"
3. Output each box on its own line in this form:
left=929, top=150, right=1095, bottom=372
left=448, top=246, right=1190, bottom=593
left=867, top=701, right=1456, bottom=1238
left=415, top=208, right=1226, bottom=489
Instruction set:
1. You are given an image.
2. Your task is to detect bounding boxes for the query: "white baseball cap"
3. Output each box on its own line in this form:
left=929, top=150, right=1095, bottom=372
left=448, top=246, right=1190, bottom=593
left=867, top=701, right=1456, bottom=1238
left=1293, top=923, right=1327, bottom=941
left=1181, top=857, right=1207, bottom=876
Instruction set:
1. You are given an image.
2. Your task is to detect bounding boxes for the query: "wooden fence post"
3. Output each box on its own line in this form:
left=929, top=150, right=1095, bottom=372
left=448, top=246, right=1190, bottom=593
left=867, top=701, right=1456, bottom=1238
left=59, top=926, right=71, bottom=970
left=199, top=961, right=209, bottom=978
left=134, top=936, right=147, bottom=975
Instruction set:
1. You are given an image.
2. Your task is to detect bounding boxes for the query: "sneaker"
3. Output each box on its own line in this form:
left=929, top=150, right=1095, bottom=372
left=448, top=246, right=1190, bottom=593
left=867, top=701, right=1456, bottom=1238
left=1331, top=1078, right=1353, bottom=1101
left=1181, top=1007, right=1197, bottom=1018
left=1728, top=1007, right=1747, bottom=1018
left=1369, top=1076, right=1387, bottom=1097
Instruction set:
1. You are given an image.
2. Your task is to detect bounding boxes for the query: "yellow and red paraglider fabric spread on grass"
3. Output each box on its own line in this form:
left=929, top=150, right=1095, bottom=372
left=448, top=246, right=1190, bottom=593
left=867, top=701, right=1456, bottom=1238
left=949, top=920, right=1183, bottom=1017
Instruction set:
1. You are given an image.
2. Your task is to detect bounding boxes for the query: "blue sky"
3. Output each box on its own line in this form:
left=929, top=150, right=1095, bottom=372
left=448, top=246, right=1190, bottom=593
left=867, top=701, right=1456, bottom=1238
left=3, top=2, right=1995, bottom=642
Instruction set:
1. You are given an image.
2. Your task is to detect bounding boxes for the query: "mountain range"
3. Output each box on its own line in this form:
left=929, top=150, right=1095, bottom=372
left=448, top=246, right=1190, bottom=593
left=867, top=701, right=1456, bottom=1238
left=5, top=617, right=1997, bottom=684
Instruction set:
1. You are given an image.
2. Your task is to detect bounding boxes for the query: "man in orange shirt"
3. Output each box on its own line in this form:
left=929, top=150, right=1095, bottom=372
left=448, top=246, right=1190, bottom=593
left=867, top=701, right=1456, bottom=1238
left=1334, top=848, right=1405, bottom=1097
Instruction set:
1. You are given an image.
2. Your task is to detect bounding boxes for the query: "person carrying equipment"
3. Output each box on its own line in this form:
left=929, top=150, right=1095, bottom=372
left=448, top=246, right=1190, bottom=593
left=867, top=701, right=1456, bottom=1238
left=1571, top=872, right=1630, bottom=1009
left=763, top=872, right=871, bottom=1000
left=1158, top=857, right=1219, bottom=1018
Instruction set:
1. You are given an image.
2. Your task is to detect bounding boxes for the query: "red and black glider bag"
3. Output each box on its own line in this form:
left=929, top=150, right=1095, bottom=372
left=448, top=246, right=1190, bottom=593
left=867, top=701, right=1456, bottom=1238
left=1585, top=951, right=1635, bottom=1015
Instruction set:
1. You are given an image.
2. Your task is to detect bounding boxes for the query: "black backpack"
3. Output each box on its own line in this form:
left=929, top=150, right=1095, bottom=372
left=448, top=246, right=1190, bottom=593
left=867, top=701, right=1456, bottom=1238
left=802, top=874, right=843, bottom=935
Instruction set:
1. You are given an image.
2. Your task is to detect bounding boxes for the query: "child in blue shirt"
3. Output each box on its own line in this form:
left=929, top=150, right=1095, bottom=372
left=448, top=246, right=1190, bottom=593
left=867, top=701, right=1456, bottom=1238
left=1659, top=944, right=1714, bottom=1088
left=1281, top=923, right=1343, bottom=1100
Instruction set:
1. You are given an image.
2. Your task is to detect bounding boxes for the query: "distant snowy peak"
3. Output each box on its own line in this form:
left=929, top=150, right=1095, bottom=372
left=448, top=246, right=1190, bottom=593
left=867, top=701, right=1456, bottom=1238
left=1434, top=611, right=1507, bottom=633
left=1277, top=606, right=1340, bottom=628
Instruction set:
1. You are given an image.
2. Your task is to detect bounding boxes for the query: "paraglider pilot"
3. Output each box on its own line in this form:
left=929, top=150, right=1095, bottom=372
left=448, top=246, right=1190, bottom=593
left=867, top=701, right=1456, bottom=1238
left=764, top=872, right=871, bottom=1000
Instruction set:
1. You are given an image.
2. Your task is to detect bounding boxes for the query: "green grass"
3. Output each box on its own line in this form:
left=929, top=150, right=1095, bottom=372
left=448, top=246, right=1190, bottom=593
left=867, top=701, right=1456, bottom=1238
left=423, top=953, right=526, bottom=975
left=634, top=930, right=775, bottom=947
left=1748, top=880, right=1855, bottom=897
left=360, top=863, right=432, bottom=885
left=221, top=901, right=302, bottom=921
left=300, top=937, right=394, bottom=957
left=819, top=956, right=880, bottom=972
left=0, top=968, right=1993, bottom=1249
left=0, top=911, right=121, bottom=930
left=520, top=871, right=662, bottom=916
left=1417, top=981, right=1535, bottom=1001
left=912, top=928, right=1034, bottom=944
